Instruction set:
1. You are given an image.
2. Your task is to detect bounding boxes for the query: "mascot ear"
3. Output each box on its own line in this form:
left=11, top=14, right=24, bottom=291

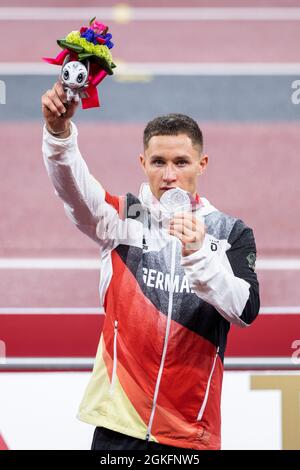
left=60, top=53, right=71, bottom=80
left=82, top=59, right=90, bottom=78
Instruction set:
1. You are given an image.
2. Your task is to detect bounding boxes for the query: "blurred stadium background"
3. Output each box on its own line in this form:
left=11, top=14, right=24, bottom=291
left=0, top=0, right=300, bottom=450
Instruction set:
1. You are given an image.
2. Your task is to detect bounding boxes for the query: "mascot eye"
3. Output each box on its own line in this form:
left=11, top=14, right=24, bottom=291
left=77, top=73, right=84, bottom=84
left=63, top=69, right=69, bottom=80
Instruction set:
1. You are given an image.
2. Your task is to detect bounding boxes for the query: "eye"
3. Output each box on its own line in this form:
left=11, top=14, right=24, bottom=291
left=152, top=159, right=164, bottom=166
left=77, top=72, right=84, bottom=83
left=176, top=160, right=188, bottom=167
left=63, top=69, right=69, bottom=80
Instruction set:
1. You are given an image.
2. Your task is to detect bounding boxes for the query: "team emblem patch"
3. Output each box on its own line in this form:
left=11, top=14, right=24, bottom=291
left=247, top=252, right=256, bottom=271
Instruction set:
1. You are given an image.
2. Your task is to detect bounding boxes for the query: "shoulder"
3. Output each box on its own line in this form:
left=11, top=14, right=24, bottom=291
left=203, top=206, right=238, bottom=240
left=201, top=202, right=255, bottom=245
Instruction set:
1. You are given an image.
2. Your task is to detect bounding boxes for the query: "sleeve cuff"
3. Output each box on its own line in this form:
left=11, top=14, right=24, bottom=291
left=181, top=235, right=213, bottom=267
left=43, top=121, right=78, bottom=147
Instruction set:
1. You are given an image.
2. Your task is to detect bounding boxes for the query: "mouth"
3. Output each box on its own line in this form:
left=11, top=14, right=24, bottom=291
left=160, top=186, right=177, bottom=191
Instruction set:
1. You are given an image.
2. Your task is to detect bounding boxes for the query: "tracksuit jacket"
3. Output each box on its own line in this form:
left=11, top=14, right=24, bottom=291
left=42, top=122, right=260, bottom=450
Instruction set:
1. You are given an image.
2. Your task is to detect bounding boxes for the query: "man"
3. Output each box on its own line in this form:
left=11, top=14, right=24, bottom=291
left=42, top=82, right=260, bottom=451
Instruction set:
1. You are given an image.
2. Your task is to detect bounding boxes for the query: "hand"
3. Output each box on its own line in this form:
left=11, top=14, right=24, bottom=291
left=41, top=81, right=79, bottom=136
left=168, top=212, right=206, bottom=257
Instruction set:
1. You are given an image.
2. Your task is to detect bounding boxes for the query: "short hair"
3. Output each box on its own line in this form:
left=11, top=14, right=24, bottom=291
left=143, top=113, right=203, bottom=151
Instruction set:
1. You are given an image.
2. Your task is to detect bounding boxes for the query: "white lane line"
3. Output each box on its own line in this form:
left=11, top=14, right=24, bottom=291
left=0, top=258, right=99, bottom=269
left=224, top=357, right=300, bottom=368
left=0, top=308, right=104, bottom=314
left=260, top=307, right=300, bottom=314
left=1, top=62, right=300, bottom=76
left=0, top=357, right=298, bottom=370
left=258, top=259, right=300, bottom=270
left=0, top=258, right=300, bottom=270
left=1, top=7, right=300, bottom=21
left=0, top=357, right=95, bottom=368
left=0, top=307, right=299, bottom=315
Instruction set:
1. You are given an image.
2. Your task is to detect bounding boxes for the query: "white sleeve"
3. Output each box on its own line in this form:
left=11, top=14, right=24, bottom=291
left=181, top=235, right=251, bottom=327
left=42, top=122, right=107, bottom=244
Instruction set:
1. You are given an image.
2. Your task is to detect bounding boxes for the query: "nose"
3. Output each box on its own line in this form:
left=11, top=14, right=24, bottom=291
left=162, top=165, right=177, bottom=183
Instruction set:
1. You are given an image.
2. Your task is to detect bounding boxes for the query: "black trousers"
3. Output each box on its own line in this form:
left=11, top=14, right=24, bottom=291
left=91, top=426, right=188, bottom=451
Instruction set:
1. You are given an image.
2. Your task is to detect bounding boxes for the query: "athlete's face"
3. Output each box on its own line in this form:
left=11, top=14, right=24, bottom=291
left=140, top=133, right=208, bottom=200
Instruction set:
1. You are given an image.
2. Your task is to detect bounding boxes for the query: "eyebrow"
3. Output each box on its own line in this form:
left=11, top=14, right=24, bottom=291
left=150, top=155, right=192, bottom=160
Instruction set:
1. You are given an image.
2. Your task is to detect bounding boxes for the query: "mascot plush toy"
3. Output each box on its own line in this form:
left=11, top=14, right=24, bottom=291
left=43, top=17, right=116, bottom=109
left=60, top=59, right=90, bottom=102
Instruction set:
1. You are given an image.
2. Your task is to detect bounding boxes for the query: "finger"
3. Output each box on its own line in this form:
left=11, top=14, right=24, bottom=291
left=168, top=228, right=184, bottom=243
left=41, top=100, right=51, bottom=118
left=169, top=229, right=203, bottom=254
left=169, top=223, right=194, bottom=236
left=171, top=214, right=204, bottom=225
left=171, top=218, right=205, bottom=238
left=54, top=81, right=80, bottom=118
left=54, top=81, right=68, bottom=103
left=42, top=95, right=61, bottom=118
left=169, top=219, right=195, bottom=233
left=170, top=212, right=195, bottom=222
left=168, top=227, right=197, bottom=244
left=46, top=89, right=67, bottom=115
left=170, top=214, right=196, bottom=228
left=64, top=99, right=79, bottom=118
left=43, top=90, right=64, bottom=116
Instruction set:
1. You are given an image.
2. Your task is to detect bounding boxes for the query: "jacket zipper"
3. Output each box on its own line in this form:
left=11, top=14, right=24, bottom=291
left=146, top=237, right=177, bottom=442
left=197, top=346, right=220, bottom=421
left=109, top=320, right=118, bottom=396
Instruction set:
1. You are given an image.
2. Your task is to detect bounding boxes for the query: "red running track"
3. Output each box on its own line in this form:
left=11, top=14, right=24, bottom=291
left=0, top=121, right=300, bottom=363
left=1, top=311, right=299, bottom=359
left=3, top=1, right=300, bottom=7
left=1, top=122, right=299, bottom=257
left=0, top=20, right=299, bottom=63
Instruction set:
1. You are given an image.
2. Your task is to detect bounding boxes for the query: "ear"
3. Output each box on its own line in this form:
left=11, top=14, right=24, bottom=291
left=60, top=53, right=71, bottom=82
left=139, top=153, right=147, bottom=173
left=198, top=154, right=208, bottom=175
left=82, top=59, right=90, bottom=77
left=61, top=53, right=71, bottom=70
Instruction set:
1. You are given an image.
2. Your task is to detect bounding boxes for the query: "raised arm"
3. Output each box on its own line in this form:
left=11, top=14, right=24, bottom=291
left=41, top=81, right=112, bottom=245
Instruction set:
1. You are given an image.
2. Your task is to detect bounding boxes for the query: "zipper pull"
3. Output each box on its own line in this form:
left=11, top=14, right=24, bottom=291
left=146, top=432, right=150, bottom=442
left=143, top=235, right=148, bottom=250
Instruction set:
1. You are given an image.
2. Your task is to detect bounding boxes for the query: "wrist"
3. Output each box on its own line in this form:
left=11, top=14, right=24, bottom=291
left=46, top=122, right=71, bottom=139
